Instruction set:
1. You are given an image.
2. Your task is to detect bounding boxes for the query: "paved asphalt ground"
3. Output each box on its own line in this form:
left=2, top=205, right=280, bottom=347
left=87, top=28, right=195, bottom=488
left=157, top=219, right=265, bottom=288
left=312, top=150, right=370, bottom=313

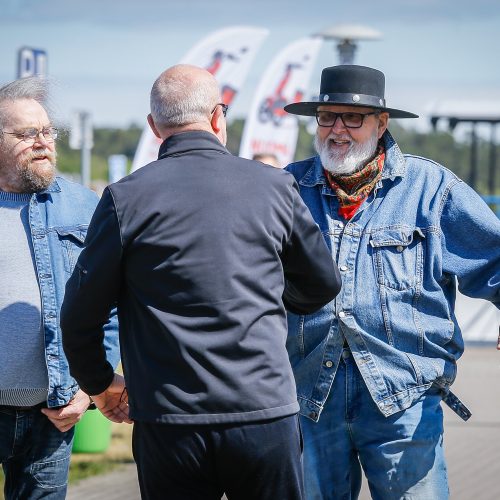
left=66, top=345, right=500, bottom=500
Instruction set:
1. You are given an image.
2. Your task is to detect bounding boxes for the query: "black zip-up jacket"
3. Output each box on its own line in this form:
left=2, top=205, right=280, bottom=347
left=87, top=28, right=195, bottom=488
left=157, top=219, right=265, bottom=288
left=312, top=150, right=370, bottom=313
left=62, top=131, right=341, bottom=424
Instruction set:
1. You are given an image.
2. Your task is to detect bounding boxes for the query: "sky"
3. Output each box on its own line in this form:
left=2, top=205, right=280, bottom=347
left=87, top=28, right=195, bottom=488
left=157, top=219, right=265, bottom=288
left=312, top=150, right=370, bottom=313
left=1, top=0, right=500, bottom=135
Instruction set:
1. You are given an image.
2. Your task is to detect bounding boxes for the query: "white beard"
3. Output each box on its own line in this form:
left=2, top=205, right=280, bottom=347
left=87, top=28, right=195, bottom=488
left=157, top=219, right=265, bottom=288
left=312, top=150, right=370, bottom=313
left=314, top=130, right=379, bottom=175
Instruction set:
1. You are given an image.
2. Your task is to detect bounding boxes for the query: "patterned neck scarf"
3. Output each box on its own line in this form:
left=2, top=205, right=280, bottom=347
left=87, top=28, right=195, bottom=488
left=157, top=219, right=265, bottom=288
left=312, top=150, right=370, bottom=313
left=324, top=142, right=385, bottom=220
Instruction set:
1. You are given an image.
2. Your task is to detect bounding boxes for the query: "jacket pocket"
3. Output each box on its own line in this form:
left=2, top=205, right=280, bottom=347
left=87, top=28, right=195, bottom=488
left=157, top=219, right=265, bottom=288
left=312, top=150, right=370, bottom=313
left=370, top=226, right=425, bottom=291
left=55, top=226, right=88, bottom=274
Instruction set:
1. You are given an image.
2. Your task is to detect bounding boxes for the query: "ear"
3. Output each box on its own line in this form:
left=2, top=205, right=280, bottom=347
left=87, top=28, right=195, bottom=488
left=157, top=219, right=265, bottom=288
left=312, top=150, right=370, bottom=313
left=210, top=106, right=223, bottom=134
left=377, top=112, right=389, bottom=139
left=147, top=114, right=162, bottom=139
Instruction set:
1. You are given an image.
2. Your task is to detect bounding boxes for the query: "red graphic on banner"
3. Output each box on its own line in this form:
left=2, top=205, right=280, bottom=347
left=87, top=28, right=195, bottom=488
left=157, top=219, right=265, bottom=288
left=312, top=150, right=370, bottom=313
left=206, top=50, right=247, bottom=106
left=258, top=63, right=304, bottom=126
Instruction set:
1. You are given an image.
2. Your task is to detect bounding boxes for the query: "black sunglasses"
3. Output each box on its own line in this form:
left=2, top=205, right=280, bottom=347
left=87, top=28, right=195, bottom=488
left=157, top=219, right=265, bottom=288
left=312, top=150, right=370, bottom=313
left=315, top=111, right=378, bottom=129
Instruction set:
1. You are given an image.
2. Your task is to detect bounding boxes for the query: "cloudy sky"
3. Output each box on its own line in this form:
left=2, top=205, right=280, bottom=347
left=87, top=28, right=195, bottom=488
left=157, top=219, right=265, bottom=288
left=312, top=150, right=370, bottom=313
left=1, top=0, right=499, bottom=132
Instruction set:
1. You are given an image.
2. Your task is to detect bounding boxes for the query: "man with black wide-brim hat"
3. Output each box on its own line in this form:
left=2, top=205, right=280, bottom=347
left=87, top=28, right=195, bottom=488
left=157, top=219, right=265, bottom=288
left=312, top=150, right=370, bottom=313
left=284, top=65, right=500, bottom=499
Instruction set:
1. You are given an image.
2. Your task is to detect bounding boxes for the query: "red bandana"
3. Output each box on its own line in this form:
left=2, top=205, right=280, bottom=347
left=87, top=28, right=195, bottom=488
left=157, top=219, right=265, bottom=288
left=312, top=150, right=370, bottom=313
left=324, top=142, right=385, bottom=220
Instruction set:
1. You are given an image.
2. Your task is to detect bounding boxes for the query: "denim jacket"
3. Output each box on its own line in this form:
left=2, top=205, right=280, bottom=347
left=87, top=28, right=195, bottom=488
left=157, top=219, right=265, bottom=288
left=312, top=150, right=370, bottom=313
left=28, top=177, right=119, bottom=407
left=286, top=130, right=500, bottom=422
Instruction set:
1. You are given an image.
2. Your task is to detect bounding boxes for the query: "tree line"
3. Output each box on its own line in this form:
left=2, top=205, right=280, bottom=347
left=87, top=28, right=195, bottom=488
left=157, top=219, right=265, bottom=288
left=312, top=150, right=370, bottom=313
left=55, top=120, right=499, bottom=196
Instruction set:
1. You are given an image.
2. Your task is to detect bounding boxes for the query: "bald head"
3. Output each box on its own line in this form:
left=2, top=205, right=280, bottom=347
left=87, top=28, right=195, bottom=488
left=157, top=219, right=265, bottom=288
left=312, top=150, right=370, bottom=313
left=150, top=64, right=221, bottom=131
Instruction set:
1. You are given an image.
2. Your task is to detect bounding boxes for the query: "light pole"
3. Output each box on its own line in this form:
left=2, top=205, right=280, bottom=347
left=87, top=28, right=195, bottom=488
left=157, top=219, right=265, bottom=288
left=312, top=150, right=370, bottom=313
left=314, top=24, right=382, bottom=65
left=70, top=110, right=93, bottom=188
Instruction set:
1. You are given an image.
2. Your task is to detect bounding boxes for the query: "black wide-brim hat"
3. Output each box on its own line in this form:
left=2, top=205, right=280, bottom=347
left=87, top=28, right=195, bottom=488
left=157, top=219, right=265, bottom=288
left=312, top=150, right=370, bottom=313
left=284, top=65, right=418, bottom=119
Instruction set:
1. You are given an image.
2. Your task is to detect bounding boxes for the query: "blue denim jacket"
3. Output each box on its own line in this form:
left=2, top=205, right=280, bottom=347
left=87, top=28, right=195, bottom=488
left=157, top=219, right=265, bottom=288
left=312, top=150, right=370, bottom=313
left=286, top=131, right=500, bottom=422
left=28, top=177, right=119, bottom=407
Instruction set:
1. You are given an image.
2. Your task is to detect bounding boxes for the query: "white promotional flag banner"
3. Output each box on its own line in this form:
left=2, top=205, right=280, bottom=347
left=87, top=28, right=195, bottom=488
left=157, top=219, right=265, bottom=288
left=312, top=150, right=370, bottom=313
left=239, top=37, right=323, bottom=167
left=131, top=26, right=268, bottom=172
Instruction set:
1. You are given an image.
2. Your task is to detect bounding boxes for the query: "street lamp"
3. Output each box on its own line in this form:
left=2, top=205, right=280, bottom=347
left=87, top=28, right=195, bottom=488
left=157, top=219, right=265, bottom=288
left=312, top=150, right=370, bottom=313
left=314, top=24, right=382, bottom=65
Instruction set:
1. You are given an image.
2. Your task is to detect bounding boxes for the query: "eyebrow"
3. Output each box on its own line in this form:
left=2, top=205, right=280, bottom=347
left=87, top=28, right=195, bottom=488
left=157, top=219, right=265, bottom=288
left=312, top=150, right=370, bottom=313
left=11, top=125, right=52, bottom=132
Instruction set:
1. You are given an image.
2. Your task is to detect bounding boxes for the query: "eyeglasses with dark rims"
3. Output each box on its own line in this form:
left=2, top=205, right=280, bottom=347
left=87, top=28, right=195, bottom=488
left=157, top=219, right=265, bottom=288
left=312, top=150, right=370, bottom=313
left=315, top=111, right=378, bottom=129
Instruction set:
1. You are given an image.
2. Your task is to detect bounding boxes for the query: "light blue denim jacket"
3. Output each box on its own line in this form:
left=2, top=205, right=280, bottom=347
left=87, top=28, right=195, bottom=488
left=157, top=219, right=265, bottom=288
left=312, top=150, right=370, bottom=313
left=27, top=176, right=119, bottom=407
left=286, top=130, right=500, bottom=421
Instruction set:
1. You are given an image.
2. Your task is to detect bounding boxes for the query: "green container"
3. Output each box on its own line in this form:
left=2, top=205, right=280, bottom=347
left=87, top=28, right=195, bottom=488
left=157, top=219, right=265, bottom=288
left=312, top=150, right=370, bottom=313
left=72, top=410, right=111, bottom=453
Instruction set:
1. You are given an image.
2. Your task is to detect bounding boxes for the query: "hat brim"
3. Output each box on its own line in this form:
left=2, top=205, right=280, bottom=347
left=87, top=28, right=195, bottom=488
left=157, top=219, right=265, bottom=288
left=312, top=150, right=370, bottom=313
left=284, top=101, right=418, bottom=119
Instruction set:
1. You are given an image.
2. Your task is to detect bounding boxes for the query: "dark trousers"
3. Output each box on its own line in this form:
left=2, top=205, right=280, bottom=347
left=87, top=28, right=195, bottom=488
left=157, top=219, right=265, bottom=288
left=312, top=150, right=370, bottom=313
left=132, top=414, right=304, bottom=500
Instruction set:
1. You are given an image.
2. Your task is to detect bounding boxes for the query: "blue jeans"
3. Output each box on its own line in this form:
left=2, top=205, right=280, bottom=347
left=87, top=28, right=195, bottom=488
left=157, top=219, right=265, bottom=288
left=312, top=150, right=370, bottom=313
left=0, top=405, right=74, bottom=500
left=301, top=348, right=449, bottom=500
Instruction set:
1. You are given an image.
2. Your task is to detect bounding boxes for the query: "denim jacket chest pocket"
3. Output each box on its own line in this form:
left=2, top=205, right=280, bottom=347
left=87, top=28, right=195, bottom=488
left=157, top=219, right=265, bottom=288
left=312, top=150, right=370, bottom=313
left=54, top=226, right=88, bottom=274
left=370, top=227, right=426, bottom=291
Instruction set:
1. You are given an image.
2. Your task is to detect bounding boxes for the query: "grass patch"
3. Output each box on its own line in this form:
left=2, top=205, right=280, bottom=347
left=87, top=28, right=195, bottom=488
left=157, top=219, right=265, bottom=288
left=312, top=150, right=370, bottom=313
left=68, top=457, right=132, bottom=484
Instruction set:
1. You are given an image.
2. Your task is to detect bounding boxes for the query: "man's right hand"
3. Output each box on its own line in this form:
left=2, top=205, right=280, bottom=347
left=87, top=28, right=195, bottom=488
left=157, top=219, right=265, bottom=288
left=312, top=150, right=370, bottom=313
left=91, top=373, right=132, bottom=424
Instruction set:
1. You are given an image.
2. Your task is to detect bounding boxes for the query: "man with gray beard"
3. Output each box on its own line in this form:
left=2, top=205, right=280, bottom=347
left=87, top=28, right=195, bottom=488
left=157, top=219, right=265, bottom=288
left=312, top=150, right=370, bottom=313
left=0, top=77, right=120, bottom=500
left=283, top=65, right=500, bottom=499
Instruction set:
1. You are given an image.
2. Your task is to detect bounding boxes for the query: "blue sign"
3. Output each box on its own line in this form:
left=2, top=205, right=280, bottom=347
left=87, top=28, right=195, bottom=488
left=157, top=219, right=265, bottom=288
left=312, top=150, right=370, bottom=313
left=108, top=155, right=128, bottom=184
left=17, top=47, right=47, bottom=78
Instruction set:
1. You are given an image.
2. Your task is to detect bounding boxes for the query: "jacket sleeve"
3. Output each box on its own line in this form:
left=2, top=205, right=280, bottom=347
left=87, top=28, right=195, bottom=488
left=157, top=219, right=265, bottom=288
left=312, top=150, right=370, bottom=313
left=61, top=187, right=123, bottom=395
left=281, top=181, right=341, bottom=314
left=440, top=180, right=500, bottom=307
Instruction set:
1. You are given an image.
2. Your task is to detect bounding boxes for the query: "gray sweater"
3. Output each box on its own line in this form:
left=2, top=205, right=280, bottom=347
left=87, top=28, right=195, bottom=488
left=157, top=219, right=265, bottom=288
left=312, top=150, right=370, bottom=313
left=0, top=191, right=48, bottom=406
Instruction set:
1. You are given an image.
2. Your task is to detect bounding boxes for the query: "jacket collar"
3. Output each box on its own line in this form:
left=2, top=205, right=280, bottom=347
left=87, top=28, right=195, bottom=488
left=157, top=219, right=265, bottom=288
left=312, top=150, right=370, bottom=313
left=41, top=177, right=62, bottom=193
left=299, top=130, right=406, bottom=188
left=158, top=130, right=229, bottom=160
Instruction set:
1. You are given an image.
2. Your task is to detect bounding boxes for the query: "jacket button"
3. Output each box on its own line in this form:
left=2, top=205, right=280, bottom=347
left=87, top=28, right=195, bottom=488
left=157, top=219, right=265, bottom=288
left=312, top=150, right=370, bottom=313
left=309, top=411, right=318, bottom=419
left=338, top=311, right=346, bottom=318
left=324, top=360, right=334, bottom=368
left=397, top=245, right=404, bottom=252
left=340, top=265, right=348, bottom=272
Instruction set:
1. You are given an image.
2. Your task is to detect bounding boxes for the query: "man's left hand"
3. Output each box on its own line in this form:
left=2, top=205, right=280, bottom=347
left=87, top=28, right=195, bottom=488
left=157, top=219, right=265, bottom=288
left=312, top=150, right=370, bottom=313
left=41, top=389, right=91, bottom=432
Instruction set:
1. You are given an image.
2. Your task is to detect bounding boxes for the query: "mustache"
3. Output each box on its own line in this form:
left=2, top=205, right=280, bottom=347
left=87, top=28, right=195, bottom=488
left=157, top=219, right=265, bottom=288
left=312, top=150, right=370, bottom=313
left=326, top=133, right=351, bottom=142
left=26, top=149, right=56, bottom=162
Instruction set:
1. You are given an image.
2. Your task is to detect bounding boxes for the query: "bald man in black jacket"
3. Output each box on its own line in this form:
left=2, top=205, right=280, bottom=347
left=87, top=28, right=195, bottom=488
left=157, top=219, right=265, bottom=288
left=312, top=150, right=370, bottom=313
left=62, top=64, right=341, bottom=500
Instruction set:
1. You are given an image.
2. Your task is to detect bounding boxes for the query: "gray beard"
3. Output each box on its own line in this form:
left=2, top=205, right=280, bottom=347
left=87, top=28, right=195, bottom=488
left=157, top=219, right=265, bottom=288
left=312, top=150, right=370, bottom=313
left=15, top=149, right=56, bottom=193
left=314, top=131, right=379, bottom=175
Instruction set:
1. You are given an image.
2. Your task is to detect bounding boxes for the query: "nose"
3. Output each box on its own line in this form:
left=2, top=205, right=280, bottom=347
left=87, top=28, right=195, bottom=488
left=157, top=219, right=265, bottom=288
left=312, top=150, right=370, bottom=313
left=33, top=131, right=51, bottom=147
left=331, top=115, right=347, bottom=133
